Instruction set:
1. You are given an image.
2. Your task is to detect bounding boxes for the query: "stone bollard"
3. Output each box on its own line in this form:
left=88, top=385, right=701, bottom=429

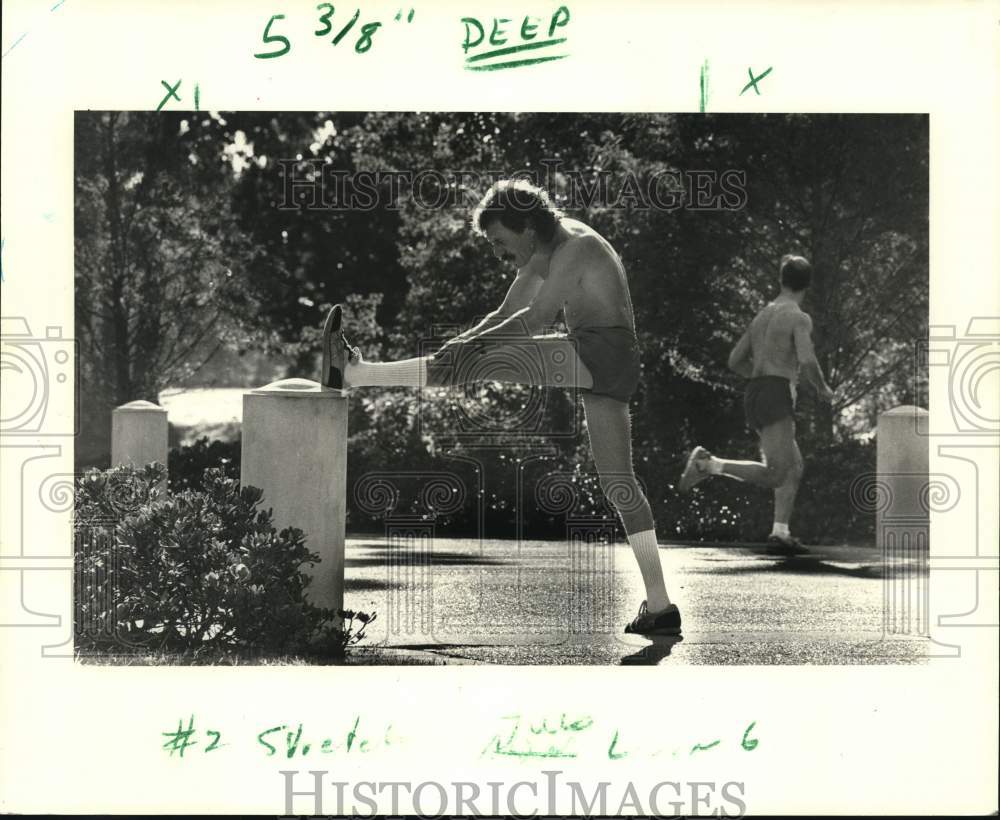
left=876, top=405, right=929, bottom=636
left=240, top=378, right=348, bottom=614
left=111, top=400, right=169, bottom=484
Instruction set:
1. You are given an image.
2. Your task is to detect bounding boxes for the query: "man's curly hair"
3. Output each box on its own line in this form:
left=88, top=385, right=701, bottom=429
left=471, top=179, right=564, bottom=242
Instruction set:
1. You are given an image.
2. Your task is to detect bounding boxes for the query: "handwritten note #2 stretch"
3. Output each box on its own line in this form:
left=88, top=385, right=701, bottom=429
left=161, top=712, right=759, bottom=762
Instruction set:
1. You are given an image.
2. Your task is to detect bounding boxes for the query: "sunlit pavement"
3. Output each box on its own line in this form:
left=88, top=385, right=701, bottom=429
left=341, top=538, right=927, bottom=666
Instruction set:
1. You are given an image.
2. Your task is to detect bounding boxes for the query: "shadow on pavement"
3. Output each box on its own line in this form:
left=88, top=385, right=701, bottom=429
left=619, top=635, right=684, bottom=665
left=345, top=546, right=506, bottom=568
left=344, top=577, right=402, bottom=592
left=698, top=554, right=912, bottom=579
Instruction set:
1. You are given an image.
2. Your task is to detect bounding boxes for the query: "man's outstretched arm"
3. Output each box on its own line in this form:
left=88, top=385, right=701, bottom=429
left=441, top=267, right=543, bottom=346
left=465, top=237, right=588, bottom=341
left=793, top=313, right=835, bottom=402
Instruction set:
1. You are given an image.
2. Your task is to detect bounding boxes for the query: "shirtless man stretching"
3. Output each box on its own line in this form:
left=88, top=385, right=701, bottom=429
left=323, top=179, right=680, bottom=636
left=678, top=254, right=834, bottom=550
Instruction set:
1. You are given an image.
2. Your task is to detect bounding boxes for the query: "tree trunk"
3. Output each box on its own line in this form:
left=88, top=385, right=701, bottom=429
left=103, top=114, right=133, bottom=405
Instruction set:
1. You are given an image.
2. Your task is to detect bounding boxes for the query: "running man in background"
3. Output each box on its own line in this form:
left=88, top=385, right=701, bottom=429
left=678, top=255, right=835, bottom=551
left=324, top=179, right=681, bottom=636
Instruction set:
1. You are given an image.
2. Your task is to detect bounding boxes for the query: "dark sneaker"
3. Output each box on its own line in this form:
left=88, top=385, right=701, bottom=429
left=320, top=304, right=358, bottom=389
left=678, top=446, right=713, bottom=493
left=624, top=600, right=683, bottom=636
left=765, top=534, right=808, bottom=556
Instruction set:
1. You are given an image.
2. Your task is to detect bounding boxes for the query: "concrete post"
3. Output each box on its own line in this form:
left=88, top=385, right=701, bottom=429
left=111, top=400, right=168, bottom=479
left=876, top=405, right=929, bottom=636
left=240, top=378, right=349, bottom=614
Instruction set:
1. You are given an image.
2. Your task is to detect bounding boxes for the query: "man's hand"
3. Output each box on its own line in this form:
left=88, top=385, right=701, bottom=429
left=432, top=337, right=464, bottom=361
left=819, top=385, right=835, bottom=404
left=435, top=336, right=484, bottom=360
left=438, top=335, right=465, bottom=350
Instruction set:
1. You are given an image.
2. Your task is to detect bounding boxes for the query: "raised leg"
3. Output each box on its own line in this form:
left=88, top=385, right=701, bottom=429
left=346, top=334, right=595, bottom=391
left=716, top=417, right=797, bottom=489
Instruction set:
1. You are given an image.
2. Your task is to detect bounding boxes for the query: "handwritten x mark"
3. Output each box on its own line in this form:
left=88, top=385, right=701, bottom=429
left=740, top=66, right=773, bottom=96
left=157, top=79, right=182, bottom=111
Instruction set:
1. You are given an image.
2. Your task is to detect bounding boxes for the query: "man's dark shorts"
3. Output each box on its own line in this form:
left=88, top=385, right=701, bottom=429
left=569, top=326, right=641, bottom=404
left=744, top=376, right=795, bottom=432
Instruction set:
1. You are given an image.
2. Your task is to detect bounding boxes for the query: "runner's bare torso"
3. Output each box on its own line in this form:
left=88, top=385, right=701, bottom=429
left=520, top=218, right=636, bottom=333
left=747, top=301, right=806, bottom=381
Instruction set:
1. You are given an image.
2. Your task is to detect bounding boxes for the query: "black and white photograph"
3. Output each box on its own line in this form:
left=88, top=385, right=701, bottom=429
left=72, top=111, right=930, bottom=666
left=2, top=1, right=997, bottom=815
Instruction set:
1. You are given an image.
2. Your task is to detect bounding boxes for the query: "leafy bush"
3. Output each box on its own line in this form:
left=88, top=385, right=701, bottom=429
left=75, top=463, right=373, bottom=659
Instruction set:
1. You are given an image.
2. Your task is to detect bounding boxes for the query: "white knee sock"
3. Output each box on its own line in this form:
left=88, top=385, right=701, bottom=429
left=771, top=522, right=790, bottom=537
left=627, top=529, right=670, bottom=611
left=346, top=357, right=428, bottom=389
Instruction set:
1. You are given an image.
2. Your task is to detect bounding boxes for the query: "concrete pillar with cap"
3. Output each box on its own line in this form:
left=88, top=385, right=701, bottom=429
left=240, top=378, right=349, bottom=613
left=111, top=400, right=169, bottom=479
left=876, top=405, right=929, bottom=635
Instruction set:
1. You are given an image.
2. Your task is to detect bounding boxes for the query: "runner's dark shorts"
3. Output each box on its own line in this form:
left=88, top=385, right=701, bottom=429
left=744, top=376, right=795, bottom=431
left=569, top=326, right=642, bottom=404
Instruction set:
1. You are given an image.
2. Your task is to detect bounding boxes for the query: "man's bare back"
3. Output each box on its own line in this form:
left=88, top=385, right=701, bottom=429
left=728, top=292, right=831, bottom=405
left=747, top=301, right=806, bottom=381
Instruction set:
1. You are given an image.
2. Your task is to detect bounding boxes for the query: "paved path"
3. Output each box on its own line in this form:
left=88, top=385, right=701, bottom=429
left=342, top=537, right=927, bottom=666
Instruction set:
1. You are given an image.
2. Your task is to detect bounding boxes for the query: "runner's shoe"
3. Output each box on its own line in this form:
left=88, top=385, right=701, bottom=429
left=765, top=533, right=808, bottom=556
left=320, top=304, right=359, bottom=389
left=678, top=446, right=714, bottom=493
left=624, top=600, right=683, bottom=636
